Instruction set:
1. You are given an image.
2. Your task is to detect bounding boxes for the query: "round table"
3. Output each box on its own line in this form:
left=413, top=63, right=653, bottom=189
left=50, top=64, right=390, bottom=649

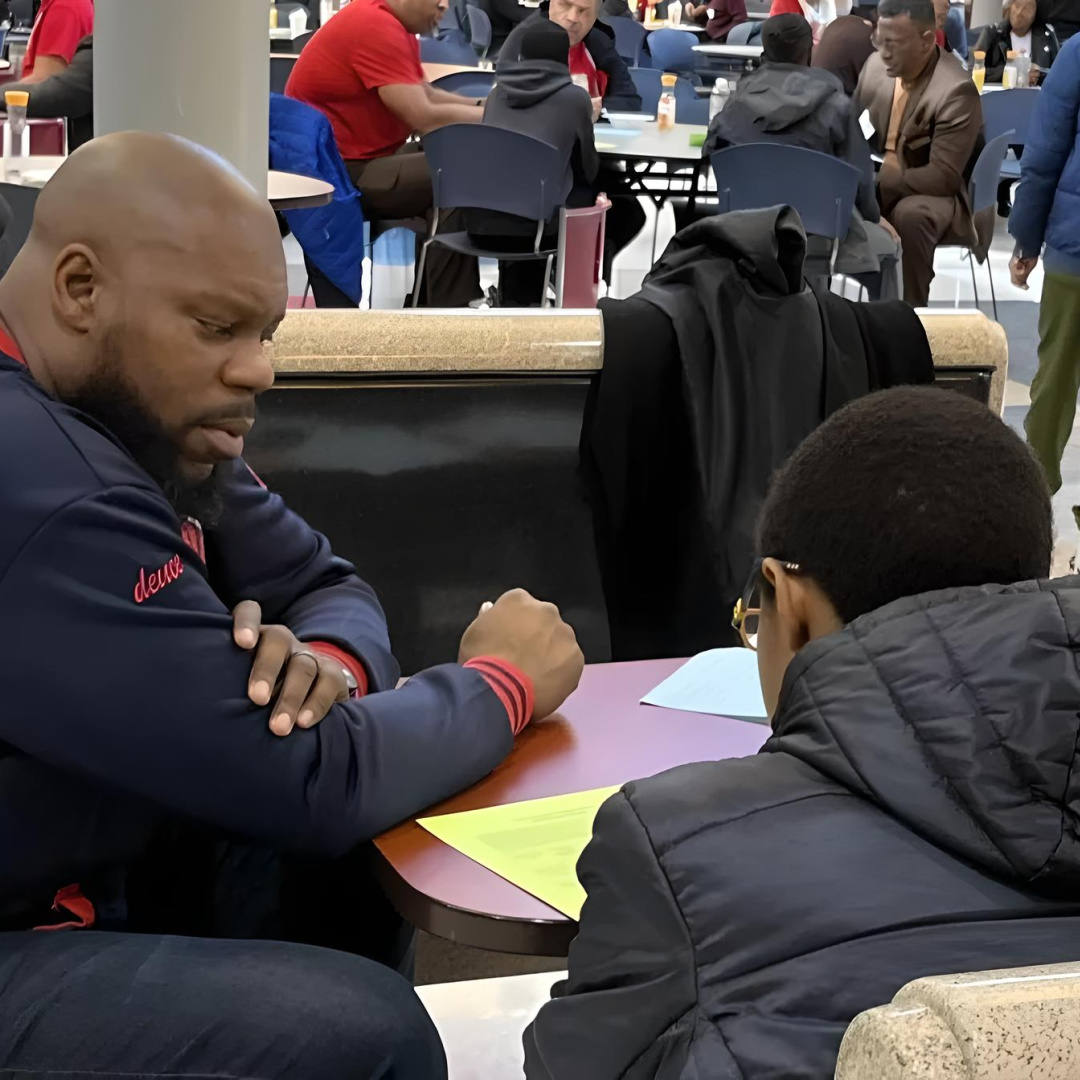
left=266, top=170, right=334, bottom=210
left=0, top=157, right=335, bottom=211
left=693, top=41, right=764, bottom=57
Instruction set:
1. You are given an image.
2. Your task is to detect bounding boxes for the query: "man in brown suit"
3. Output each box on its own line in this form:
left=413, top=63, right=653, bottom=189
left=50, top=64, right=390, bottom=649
left=856, top=0, right=985, bottom=304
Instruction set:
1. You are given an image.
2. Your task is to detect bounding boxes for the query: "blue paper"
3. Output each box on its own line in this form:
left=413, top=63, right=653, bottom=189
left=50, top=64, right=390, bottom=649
left=641, top=649, right=769, bottom=722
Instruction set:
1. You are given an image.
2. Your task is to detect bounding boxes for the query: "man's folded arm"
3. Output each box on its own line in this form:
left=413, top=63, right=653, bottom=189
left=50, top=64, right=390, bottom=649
left=204, top=459, right=398, bottom=691
left=0, top=484, right=513, bottom=857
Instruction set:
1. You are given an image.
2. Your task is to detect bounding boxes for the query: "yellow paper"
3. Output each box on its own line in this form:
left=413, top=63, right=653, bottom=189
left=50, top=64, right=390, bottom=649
left=418, top=786, right=620, bottom=919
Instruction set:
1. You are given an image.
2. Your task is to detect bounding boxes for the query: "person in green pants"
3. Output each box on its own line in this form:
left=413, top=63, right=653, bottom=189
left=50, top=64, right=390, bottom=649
left=1009, top=33, right=1080, bottom=518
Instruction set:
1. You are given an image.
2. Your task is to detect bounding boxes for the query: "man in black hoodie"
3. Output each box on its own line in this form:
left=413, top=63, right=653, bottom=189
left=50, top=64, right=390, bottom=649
left=499, top=0, right=646, bottom=280
left=470, top=21, right=600, bottom=303
left=704, top=14, right=901, bottom=296
left=526, top=386, right=1080, bottom=1079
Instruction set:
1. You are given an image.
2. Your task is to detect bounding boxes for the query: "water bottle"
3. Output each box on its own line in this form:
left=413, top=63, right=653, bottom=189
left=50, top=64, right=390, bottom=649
left=3, top=90, right=29, bottom=182
left=709, top=78, right=731, bottom=121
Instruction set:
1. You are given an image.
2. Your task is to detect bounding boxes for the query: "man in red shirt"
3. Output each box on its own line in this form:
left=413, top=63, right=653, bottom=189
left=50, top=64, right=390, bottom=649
left=20, top=0, right=94, bottom=83
left=287, top=0, right=486, bottom=306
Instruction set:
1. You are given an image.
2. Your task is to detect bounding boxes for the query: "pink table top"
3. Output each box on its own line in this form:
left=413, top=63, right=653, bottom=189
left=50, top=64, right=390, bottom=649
left=374, top=658, right=770, bottom=954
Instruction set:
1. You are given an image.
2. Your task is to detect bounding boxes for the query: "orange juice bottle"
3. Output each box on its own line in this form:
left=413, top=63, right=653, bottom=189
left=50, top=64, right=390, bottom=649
left=658, top=73, right=677, bottom=131
left=972, top=51, right=986, bottom=91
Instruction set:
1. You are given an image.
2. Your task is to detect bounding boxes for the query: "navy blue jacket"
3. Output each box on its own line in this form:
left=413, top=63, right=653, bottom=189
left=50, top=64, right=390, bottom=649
left=0, top=353, right=513, bottom=924
left=1010, top=33, right=1080, bottom=271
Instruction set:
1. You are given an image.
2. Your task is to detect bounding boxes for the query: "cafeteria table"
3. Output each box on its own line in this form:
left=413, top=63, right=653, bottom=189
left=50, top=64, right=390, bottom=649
left=0, top=155, right=335, bottom=210
left=693, top=41, right=764, bottom=58
left=374, top=658, right=771, bottom=955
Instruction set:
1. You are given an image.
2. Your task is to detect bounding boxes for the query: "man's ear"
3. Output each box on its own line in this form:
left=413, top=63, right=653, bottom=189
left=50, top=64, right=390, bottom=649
left=52, top=244, right=101, bottom=332
left=762, top=557, right=814, bottom=655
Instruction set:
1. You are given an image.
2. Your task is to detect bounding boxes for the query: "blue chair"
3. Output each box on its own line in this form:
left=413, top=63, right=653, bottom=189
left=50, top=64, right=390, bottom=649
left=726, top=19, right=759, bottom=44
left=416, top=125, right=567, bottom=307
left=601, top=13, right=648, bottom=66
left=629, top=67, right=706, bottom=120
left=420, top=35, right=479, bottom=65
left=433, top=69, right=497, bottom=97
left=465, top=4, right=493, bottom=61
left=647, top=28, right=699, bottom=75
left=962, top=130, right=1012, bottom=318
left=710, top=143, right=861, bottom=272
left=981, top=88, right=1040, bottom=181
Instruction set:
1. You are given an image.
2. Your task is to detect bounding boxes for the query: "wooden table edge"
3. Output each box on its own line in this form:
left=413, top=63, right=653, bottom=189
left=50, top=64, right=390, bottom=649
left=373, top=846, right=577, bottom=956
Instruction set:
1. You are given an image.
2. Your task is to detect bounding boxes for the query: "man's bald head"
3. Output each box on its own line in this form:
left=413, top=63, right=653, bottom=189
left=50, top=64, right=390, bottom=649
left=0, top=132, right=288, bottom=507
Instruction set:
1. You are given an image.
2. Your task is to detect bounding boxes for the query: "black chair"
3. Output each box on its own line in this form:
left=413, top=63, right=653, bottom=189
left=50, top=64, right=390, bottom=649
left=270, top=54, right=298, bottom=95
left=956, top=130, right=1012, bottom=318
left=416, top=125, right=565, bottom=307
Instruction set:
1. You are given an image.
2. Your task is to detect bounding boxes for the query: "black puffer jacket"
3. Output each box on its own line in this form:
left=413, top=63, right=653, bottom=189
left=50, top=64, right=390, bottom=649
left=525, top=578, right=1080, bottom=1079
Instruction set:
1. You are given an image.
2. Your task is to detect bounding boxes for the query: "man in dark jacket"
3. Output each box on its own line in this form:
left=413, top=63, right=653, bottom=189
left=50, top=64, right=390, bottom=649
left=3, top=32, right=92, bottom=148
left=499, top=0, right=646, bottom=284
left=526, top=385, right=1080, bottom=1079
left=471, top=20, right=601, bottom=303
left=975, top=0, right=1060, bottom=81
left=0, top=131, right=584, bottom=1079
left=704, top=15, right=902, bottom=296
left=483, top=20, right=599, bottom=203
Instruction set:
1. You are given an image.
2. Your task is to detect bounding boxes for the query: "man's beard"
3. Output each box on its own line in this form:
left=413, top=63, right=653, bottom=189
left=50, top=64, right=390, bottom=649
left=63, top=348, right=228, bottom=529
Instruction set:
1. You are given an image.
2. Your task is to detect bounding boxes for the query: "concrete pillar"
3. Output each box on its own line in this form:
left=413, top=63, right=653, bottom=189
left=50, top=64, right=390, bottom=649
left=93, top=0, right=269, bottom=196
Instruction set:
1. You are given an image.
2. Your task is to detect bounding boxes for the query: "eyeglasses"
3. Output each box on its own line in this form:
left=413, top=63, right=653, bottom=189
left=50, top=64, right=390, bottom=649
left=731, top=557, right=801, bottom=651
left=871, top=27, right=931, bottom=52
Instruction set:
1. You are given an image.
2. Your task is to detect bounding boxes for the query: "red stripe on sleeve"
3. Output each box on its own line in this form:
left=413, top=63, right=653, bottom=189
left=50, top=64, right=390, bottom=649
left=306, top=641, right=369, bottom=698
left=464, top=657, right=536, bottom=736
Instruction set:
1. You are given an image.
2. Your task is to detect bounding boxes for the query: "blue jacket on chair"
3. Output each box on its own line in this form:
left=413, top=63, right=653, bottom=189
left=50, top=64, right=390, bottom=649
left=269, top=93, right=366, bottom=304
left=1009, top=34, right=1080, bottom=274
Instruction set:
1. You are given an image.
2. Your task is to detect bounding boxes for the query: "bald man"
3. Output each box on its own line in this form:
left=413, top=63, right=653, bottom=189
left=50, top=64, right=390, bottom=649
left=0, top=132, right=583, bottom=1079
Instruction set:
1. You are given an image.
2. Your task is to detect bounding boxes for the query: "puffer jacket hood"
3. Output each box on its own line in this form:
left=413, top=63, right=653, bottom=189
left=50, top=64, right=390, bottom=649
left=494, top=58, right=574, bottom=108
left=770, top=577, right=1080, bottom=895
left=726, top=62, right=846, bottom=135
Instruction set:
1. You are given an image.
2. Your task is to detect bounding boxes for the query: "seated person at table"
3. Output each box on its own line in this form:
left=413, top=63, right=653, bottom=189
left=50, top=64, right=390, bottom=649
left=286, top=0, right=487, bottom=307
left=976, top=0, right=1061, bottom=82
left=0, top=131, right=584, bottom=1079
left=471, top=21, right=600, bottom=303
left=769, top=0, right=851, bottom=44
left=482, top=0, right=534, bottom=56
left=18, top=0, right=93, bottom=83
left=812, top=10, right=875, bottom=93
left=684, top=0, right=749, bottom=41
left=499, top=0, right=645, bottom=283
left=704, top=15, right=902, bottom=298
left=3, top=33, right=93, bottom=149
left=525, top=386, right=1080, bottom=1080
left=856, top=0, right=985, bottom=305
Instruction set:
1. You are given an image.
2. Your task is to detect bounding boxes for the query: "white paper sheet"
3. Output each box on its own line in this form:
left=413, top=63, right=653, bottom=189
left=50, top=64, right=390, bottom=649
left=641, top=649, right=769, bottom=721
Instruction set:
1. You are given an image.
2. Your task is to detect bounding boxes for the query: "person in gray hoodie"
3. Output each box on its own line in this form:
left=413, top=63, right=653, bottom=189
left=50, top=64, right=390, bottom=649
left=468, top=20, right=600, bottom=303
left=704, top=14, right=902, bottom=297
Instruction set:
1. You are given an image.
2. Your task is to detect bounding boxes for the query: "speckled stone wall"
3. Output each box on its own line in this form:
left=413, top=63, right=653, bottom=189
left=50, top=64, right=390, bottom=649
left=835, top=961, right=1080, bottom=1079
left=270, top=308, right=1007, bottom=414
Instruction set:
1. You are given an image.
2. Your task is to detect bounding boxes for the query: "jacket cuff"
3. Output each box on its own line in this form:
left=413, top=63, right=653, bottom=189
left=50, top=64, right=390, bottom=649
left=464, top=657, right=535, bottom=736
left=306, top=641, right=369, bottom=698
